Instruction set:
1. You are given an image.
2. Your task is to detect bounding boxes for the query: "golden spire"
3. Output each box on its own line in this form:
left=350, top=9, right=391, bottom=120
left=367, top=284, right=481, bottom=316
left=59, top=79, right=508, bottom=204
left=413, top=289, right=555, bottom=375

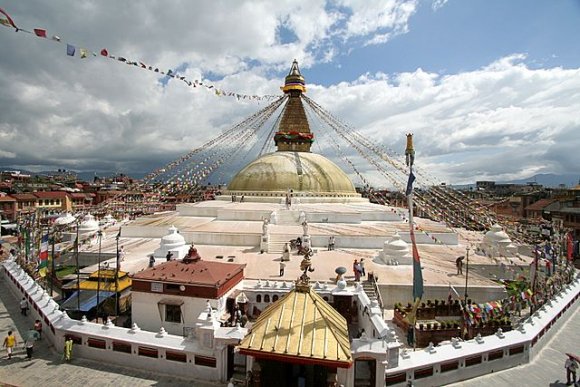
left=281, top=59, right=306, bottom=94
left=275, top=60, right=313, bottom=152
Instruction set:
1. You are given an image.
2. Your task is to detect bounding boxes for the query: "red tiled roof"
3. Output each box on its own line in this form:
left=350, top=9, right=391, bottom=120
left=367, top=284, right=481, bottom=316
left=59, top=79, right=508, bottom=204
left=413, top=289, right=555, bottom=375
left=11, top=193, right=38, bottom=201
left=33, top=191, right=70, bottom=199
left=133, top=259, right=245, bottom=287
left=70, top=193, right=90, bottom=199
left=0, top=196, right=17, bottom=202
left=525, top=198, right=558, bottom=211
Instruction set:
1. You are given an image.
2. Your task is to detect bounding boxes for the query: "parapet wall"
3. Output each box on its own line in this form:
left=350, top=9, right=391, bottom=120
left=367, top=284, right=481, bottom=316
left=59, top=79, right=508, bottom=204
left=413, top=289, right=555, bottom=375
left=385, top=272, right=580, bottom=386
left=1, top=260, right=238, bottom=383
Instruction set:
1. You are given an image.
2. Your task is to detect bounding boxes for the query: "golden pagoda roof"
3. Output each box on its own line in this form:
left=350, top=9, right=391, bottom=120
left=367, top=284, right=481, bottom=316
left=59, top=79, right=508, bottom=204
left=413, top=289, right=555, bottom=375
left=237, top=286, right=352, bottom=368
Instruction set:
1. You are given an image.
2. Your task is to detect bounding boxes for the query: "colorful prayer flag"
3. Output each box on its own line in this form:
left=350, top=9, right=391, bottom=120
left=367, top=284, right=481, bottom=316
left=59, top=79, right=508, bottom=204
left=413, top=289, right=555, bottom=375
left=80, top=48, right=88, bottom=58
left=52, top=35, right=60, bottom=41
left=100, top=48, right=108, bottom=56
left=406, top=171, right=416, bottom=196
left=66, top=44, right=75, bottom=56
left=0, top=7, right=18, bottom=29
left=410, top=227, right=424, bottom=301
left=34, top=28, right=47, bottom=38
left=38, top=232, right=49, bottom=277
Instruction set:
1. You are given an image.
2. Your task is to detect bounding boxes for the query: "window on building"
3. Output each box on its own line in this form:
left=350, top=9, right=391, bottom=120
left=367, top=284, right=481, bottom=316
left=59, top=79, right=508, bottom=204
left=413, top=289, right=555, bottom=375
left=264, top=295, right=270, bottom=303
left=256, top=295, right=262, bottom=303
left=165, top=304, right=181, bottom=323
left=272, top=295, right=279, bottom=302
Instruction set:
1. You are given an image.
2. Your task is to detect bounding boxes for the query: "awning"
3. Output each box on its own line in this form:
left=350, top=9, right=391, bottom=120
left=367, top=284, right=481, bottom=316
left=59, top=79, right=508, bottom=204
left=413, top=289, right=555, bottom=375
left=60, top=290, right=115, bottom=312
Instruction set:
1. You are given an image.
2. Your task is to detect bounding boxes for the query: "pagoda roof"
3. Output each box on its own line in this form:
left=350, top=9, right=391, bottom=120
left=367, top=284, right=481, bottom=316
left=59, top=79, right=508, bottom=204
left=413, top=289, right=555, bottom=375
left=237, top=285, right=352, bottom=368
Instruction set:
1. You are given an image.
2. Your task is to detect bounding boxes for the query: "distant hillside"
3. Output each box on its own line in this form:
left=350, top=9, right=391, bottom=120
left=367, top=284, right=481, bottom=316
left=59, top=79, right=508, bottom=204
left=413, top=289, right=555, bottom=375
left=499, top=173, right=578, bottom=188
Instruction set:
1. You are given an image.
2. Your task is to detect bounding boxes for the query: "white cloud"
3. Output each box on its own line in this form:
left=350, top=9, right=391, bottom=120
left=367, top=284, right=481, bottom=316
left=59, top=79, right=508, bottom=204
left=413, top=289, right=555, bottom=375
left=0, top=2, right=578, bottom=187
left=432, top=0, right=449, bottom=11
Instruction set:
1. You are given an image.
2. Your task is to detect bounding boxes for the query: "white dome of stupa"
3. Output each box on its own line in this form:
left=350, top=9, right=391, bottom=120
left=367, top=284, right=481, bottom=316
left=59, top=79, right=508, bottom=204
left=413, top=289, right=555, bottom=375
left=160, top=225, right=186, bottom=249
left=484, top=224, right=511, bottom=244
left=54, top=212, right=75, bottom=226
left=380, top=232, right=412, bottom=265
left=152, top=225, right=189, bottom=260
left=78, top=214, right=99, bottom=234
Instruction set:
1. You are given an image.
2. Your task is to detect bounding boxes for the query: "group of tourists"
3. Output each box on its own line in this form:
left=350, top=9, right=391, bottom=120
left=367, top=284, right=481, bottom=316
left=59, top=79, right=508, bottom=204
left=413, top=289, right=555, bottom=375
left=352, top=259, right=365, bottom=282
left=2, top=319, right=43, bottom=361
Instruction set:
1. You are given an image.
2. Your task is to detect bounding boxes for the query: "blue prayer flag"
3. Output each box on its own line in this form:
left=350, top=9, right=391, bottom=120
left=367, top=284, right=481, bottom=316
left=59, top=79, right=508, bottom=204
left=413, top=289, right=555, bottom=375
left=406, top=171, right=416, bottom=196
left=66, top=44, right=75, bottom=56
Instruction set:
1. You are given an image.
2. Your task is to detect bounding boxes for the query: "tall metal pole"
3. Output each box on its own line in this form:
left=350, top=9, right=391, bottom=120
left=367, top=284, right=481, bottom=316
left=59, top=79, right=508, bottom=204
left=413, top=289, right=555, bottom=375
left=115, top=228, right=121, bottom=318
left=50, top=228, right=55, bottom=297
left=96, top=230, right=102, bottom=322
left=75, top=221, right=81, bottom=311
left=464, top=247, right=470, bottom=302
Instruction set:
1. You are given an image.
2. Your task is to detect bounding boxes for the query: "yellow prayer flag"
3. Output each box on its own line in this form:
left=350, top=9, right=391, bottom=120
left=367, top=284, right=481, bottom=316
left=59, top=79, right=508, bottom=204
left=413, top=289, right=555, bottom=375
left=80, top=48, right=88, bottom=59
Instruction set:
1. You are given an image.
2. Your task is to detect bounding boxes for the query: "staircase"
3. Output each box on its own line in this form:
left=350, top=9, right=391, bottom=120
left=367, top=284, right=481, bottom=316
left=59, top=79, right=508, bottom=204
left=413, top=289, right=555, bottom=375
left=266, top=210, right=304, bottom=253
left=267, top=232, right=296, bottom=254
left=362, top=280, right=378, bottom=301
left=273, top=209, right=301, bottom=225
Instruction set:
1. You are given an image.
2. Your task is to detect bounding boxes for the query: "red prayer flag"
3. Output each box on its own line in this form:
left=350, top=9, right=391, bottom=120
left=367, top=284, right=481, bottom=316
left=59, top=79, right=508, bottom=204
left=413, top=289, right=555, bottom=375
left=34, top=28, right=47, bottom=38
left=100, top=48, right=108, bottom=57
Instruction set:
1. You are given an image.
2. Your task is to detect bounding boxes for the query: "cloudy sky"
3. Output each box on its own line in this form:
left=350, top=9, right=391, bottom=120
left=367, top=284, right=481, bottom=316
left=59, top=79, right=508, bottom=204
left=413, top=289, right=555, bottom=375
left=1, top=0, right=579, bottom=186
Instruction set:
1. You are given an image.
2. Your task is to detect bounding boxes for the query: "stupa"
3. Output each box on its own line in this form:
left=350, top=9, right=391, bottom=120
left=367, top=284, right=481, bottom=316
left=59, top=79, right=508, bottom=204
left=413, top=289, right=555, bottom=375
left=226, top=60, right=361, bottom=202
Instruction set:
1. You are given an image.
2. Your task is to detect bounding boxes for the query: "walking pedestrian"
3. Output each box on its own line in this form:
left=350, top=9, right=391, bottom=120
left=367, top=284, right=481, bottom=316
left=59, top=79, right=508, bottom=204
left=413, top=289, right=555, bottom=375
left=360, top=258, right=366, bottom=277
left=149, top=255, right=155, bottom=268
left=565, top=354, right=579, bottom=385
left=34, top=319, right=43, bottom=339
left=20, top=297, right=28, bottom=316
left=279, top=261, right=286, bottom=276
left=64, top=336, right=73, bottom=361
left=25, top=335, right=35, bottom=360
left=3, top=331, right=17, bottom=359
left=119, top=245, right=126, bottom=261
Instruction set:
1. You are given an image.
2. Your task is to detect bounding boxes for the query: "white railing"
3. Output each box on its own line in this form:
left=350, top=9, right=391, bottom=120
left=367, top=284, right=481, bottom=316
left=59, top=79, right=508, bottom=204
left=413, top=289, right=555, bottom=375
left=385, top=272, right=580, bottom=386
left=1, top=260, right=232, bottom=382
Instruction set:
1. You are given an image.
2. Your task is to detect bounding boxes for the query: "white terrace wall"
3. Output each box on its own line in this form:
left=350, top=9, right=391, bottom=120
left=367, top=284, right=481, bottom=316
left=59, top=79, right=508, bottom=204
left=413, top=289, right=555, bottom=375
left=384, top=273, right=580, bottom=386
left=1, top=260, right=242, bottom=383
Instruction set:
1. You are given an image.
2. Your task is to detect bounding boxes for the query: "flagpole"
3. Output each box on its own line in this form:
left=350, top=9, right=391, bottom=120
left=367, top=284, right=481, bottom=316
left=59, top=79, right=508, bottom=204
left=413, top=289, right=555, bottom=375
left=75, top=220, right=81, bottom=312
left=50, top=227, right=55, bottom=297
left=96, top=230, right=102, bottom=322
left=115, top=227, right=121, bottom=319
left=405, top=133, right=422, bottom=351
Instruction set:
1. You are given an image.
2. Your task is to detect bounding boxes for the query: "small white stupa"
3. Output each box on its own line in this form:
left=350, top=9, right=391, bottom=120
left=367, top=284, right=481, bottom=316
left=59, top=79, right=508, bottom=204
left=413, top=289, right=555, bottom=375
left=153, top=225, right=188, bottom=260
left=78, top=213, right=99, bottom=236
left=480, top=224, right=518, bottom=258
left=99, top=213, right=116, bottom=226
left=54, top=212, right=76, bottom=226
left=379, top=232, right=412, bottom=265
